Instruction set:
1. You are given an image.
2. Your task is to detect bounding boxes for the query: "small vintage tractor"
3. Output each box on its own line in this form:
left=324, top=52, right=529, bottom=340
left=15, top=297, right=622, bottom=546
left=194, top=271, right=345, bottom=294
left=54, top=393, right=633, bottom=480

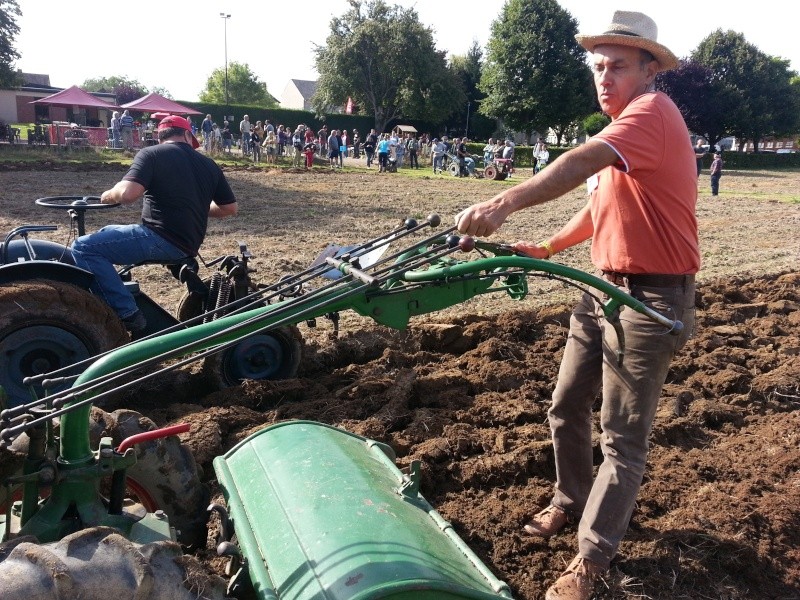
left=0, top=214, right=683, bottom=599
left=483, top=157, right=514, bottom=181
left=0, top=196, right=303, bottom=410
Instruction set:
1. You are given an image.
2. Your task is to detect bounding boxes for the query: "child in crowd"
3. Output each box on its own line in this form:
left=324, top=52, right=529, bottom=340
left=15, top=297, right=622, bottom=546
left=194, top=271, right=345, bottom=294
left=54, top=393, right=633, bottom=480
left=303, top=141, right=316, bottom=169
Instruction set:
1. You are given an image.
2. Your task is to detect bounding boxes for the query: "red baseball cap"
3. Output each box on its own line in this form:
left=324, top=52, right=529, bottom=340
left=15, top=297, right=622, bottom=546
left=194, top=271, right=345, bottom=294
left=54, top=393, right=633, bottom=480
left=158, top=115, right=199, bottom=149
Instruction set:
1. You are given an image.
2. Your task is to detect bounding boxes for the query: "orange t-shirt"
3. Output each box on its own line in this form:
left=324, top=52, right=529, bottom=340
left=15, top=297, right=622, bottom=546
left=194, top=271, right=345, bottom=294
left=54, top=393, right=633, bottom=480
left=589, top=92, right=700, bottom=274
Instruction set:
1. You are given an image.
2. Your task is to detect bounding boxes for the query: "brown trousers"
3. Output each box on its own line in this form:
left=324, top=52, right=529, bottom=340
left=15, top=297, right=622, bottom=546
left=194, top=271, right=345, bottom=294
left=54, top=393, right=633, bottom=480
left=549, top=280, right=695, bottom=567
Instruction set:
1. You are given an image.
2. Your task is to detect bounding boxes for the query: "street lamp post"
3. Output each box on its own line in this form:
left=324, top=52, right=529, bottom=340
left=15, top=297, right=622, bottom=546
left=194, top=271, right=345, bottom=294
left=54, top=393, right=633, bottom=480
left=220, top=13, right=230, bottom=113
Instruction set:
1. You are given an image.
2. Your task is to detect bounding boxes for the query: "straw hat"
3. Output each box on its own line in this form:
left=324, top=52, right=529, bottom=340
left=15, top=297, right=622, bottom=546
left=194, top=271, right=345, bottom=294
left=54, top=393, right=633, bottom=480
left=575, top=11, right=678, bottom=72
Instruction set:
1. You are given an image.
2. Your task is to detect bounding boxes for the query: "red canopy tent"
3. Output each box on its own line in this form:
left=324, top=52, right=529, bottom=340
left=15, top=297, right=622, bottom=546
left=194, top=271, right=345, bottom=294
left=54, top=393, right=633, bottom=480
left=121, top=92, right=202, bottom=116
left=29, top=85, right=119, bottom=109
left=30, top=86, right=119, bottom=147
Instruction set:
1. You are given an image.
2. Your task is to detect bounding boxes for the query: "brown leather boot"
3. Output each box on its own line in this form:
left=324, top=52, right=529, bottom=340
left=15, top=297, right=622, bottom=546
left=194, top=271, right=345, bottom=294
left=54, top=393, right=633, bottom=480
left=545, top=555, right=606, bottom=600
left=523, top=504, right=569, bottom=537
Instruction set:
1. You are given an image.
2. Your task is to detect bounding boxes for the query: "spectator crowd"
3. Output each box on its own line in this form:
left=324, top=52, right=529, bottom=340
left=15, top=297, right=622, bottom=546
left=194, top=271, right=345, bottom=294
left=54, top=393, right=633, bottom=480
left=192, top=117, right=533, bottom=177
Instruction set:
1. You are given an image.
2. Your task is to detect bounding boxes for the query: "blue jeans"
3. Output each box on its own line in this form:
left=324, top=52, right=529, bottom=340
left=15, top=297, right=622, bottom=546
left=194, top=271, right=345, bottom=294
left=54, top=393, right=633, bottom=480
left=710, top=174, right=721, bottom=195
left=71, top=224, right=187, bottom=319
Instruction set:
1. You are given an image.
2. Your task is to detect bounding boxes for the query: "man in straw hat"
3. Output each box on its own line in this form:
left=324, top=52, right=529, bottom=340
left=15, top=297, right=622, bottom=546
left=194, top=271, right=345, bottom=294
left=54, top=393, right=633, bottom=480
left=72, top=116, right=238, bottom=333
left=456, top=11, right=699, bottom=600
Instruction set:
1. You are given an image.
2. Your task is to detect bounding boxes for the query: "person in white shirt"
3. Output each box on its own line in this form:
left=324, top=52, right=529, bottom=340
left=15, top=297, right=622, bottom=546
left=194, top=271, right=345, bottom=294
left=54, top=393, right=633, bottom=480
left=534, top=141, right=550, bottom=174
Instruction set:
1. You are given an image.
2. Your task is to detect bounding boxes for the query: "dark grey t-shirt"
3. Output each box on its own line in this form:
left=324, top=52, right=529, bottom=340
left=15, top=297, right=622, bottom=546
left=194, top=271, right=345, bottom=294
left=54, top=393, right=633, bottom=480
left=124, top=142, right=235, bottom=255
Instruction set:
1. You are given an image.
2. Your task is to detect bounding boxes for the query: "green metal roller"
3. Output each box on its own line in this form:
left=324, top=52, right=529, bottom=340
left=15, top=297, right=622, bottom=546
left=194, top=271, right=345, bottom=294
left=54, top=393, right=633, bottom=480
left=214, top=420, right=514, bottom=600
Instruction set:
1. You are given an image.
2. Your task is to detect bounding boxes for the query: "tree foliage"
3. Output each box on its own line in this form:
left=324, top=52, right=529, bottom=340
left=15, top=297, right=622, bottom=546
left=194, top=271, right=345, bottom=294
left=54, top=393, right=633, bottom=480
left=582, top=112, right=610, bottom=137
left=656, top=60, right=736, bottom=149
left=313, top=0, right=464, bottom=132
left=480, top=0, right=594, bottom=141
left=0, top=0, right=21, bottom=88
left=447, top=41, right=494, bottom=139
left=199, top=61, right=275, bottom=107
left=150, top=87, right=173, bottom=100
left=82, top=76, right=149, bottom=105
left=690, top=31, right=800, bottom=150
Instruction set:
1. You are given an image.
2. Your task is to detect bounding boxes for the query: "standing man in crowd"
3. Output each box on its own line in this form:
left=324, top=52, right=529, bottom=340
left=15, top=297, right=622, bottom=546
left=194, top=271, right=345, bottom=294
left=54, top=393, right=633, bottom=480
left=120, top=109, right=135, bottom=151
left=110, top=111, right=121, bottom=149
left=201, top=114, right=214, bottom=152
left=406, top=134, right=419, bottom=168
left=694, top=137, right=707, bottom=177
left=317, top=124, right=329, bottom=157
left=432, top=137, right=445, bottom=174
left=352, top=129, right=360, bottom=159
left=221, top=120, right=233, bottom=153
left=709, top=151, right=723, bottom=196
left=239, top=114, right=251, bottom=155
left=363, top=129, right=378, bottom=168
left=533, top=141, right=550, bottom=174
left=376, top=133, right=391, bottom=172
left=455, top=137, right=468, bottom=176
left=456, top=11, right=698, bottom=600
left=72, top=116, right=237, bottom=333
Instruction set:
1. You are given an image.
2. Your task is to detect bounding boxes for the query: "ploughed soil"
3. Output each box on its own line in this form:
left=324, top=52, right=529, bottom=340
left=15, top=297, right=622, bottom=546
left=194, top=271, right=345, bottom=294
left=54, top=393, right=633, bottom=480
left=1, top=158, right=799, bottom=599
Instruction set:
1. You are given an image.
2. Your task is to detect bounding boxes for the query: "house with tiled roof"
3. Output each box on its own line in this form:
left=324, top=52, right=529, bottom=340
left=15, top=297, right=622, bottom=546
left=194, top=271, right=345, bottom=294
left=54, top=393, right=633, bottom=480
left=280, top=79, right=319, bottom=111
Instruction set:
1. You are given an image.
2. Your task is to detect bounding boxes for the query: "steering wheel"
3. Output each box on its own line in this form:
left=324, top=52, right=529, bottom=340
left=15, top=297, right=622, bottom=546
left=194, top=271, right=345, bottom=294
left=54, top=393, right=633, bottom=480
left=35, top=196, right=120, bottom=237
left=35, top=195, right=119, bottom=210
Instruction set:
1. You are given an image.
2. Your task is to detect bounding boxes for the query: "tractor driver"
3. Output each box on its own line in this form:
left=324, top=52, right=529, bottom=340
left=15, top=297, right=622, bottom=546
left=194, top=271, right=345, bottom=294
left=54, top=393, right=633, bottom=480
left=71, top=116, right=238, bottom=333
left=455, top=11, right=699, bottom=600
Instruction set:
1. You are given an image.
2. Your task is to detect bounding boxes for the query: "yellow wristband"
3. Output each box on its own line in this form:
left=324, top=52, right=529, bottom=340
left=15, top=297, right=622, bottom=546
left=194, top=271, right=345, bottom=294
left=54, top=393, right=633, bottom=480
left=538, top=240, right=555, bottom=258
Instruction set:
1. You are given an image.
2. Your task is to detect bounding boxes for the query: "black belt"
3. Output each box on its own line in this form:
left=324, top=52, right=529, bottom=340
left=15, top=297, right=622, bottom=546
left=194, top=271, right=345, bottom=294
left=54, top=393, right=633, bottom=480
left=601, top=271, right=694, bottom=288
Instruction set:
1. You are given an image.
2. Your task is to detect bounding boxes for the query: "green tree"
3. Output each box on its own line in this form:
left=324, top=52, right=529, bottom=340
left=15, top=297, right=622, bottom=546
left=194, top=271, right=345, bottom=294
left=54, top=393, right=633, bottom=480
left=657, top=59, right=736, bottom=150
left=480, top=0, right=594, bottom=142
left=82, top=76, right=149, bottom=104
left=150, top=87, right=173, bottom=100
left=692, top=31, right=800, bottom=151
left=448, top=41, right=494, bottom=139
left=313, top=0, right=464, bottom=132
left=582, top=112, right=609, bottom=137
left=199, top=61, right=275, bottom=106
left=0, top=0, right=21, bottom=88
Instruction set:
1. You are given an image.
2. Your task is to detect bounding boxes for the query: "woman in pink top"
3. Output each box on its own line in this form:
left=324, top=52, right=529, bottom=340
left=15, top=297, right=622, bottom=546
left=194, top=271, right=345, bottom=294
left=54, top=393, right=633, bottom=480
left=456, top=11, right=698, bottom=600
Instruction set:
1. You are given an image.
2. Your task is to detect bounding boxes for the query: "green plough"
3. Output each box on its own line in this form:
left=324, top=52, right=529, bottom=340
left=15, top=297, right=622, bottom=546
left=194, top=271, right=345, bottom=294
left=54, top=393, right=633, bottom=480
left=0, top=214, right=681, bottom=599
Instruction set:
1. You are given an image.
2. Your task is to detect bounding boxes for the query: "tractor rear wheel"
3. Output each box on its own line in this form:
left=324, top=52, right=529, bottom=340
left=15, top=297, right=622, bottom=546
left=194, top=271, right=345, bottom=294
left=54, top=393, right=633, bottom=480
left=89, top=408, right=209, bottom=548
left=203, top=325, right=303, bottom=388
left=0, top=280, right=128, bottom=409
left=448, top=162, right=460, bottom=177
left=176, top=283, right=303, bottom=387
left=484, top=164, right=499, bottom=180
left=0, top=526, right=225, bottom=600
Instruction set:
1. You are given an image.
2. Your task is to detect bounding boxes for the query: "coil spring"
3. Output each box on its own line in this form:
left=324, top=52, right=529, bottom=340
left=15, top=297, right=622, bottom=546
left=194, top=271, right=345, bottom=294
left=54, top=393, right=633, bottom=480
left=204, top=272, right=232, bottom=323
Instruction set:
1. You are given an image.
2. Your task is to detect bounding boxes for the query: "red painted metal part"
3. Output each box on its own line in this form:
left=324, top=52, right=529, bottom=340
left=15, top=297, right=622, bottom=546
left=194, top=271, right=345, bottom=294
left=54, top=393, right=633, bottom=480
left=116, top=423, right=190, bottom=453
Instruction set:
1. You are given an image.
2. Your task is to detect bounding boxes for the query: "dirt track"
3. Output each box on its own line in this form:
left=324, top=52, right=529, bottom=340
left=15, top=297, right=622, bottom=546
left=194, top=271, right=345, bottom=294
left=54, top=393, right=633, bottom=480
left=1, top=162, right=799, bottom=598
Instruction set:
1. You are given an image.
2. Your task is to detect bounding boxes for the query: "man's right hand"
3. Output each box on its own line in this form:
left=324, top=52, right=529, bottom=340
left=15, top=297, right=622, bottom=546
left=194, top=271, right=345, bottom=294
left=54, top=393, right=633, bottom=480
left=100, top=189, right=115, bottom=204
left=455, top=195, right=513, bottom=237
